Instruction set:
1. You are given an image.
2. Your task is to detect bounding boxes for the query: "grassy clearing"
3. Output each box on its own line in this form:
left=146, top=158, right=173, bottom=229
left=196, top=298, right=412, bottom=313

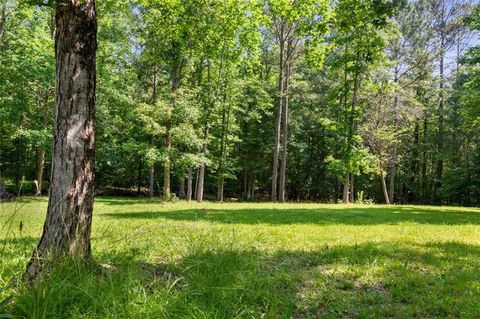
left=1, top=197, right=480, bottom=318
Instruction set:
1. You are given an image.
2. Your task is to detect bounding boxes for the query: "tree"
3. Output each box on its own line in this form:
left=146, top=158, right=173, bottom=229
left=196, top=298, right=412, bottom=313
left=25, top=0, right=97, bottom=280
left=263, top=0, right=330, bottom=202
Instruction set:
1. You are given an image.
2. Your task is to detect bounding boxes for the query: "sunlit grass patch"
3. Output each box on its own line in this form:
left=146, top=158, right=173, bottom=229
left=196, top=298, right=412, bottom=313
left=1, top=198, right=480, bottom=318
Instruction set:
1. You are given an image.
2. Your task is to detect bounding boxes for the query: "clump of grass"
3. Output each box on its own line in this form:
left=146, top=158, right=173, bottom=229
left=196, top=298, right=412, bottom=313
left=1, top=198, right=480, bottom=318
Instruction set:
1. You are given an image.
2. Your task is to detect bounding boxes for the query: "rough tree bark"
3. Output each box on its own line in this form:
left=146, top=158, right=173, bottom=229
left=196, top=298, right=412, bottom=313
left=25, top=0, right=97, bottom=281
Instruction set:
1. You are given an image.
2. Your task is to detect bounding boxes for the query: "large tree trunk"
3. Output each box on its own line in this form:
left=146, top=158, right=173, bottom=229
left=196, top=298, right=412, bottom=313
left=272, top=25, right=285, bottom=202
left=25, top=0, right=97, bottom=281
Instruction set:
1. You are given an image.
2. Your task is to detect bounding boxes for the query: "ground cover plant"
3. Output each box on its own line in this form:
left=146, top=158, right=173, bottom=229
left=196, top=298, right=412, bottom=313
left=1, top=197, right=479, bottom=318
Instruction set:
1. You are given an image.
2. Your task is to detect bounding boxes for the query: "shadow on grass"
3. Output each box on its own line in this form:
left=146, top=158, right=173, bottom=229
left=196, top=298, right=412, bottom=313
left=103, top=206, right=480, bottom=226
left=8, top=241, right=480, bottom=318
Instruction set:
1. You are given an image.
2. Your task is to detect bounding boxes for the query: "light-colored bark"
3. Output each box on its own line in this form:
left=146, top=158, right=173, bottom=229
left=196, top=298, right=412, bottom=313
left=34, top=148, right=46, bottom=196
left=381, top=169, right=391, bottom=204
left=342, top=174, right=350, bottom=204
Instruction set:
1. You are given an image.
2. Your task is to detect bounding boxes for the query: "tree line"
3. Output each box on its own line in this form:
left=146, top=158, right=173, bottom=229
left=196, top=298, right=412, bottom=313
left=1, top=0, right=479, bottom=206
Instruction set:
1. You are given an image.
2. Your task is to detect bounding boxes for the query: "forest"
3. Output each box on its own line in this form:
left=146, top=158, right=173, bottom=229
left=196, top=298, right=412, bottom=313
left=1, top=0, right=480, bottom=318
left=1, top=0, right=479, bottom=205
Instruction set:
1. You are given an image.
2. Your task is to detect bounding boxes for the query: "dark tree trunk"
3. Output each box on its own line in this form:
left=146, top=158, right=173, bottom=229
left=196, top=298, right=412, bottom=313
left=149, top=161, right=154, bottom=197
left=186, top=167, right=192, bottom=201
left=25, top=0, right=97, bottom=281
left=0, top=176, right=15, bottom=201
left=178, top=174, right=186, bottom=199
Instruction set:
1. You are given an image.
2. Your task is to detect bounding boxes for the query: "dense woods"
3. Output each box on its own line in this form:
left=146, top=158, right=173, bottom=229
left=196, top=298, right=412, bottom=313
left=1, top=0, right=479, bottom=206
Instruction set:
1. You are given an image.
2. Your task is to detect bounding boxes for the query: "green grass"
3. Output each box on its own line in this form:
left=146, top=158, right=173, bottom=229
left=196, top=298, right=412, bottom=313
left=1, top=197, right=480, bottom=318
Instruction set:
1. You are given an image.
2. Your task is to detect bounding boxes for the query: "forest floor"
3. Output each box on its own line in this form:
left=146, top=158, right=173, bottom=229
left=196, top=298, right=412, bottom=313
left=1, top=197, right=480, bottom=318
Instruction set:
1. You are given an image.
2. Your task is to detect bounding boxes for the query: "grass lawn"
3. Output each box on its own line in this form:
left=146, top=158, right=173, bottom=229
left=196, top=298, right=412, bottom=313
left=1, top=197, right=480, bottom=318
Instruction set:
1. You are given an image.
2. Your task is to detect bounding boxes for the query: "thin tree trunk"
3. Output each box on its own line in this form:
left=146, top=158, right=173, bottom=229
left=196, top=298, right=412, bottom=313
left=272, top=24, right=285, bottom=202
left=35, top=93, right=51, bottom=196
left=137, top=160, right=142, bottom=196
left=178, top=174, right=186, bottom=199
left=217, top=95, right=227, bottom=202
left=186, top=167, right=192, bottom=201
left=381, top=168, right=390, bottom=204
left=164, top=68, right=181, bottom=197
left=343, top=72, right=360, bottom=204
left=421, top=115, right=428, bottom=203
left=163, top=133, right=171, bottom=197
left=389, top=68, right=399, bottom=203
left=435, top=36, right=445, bottom=203
left=149, top=67, right=157, bottom=198
left=197, top=61, right=211, bottom=203
left=149, top=162, right=154, bottom=197
left=279, top=40, right=291, bottom=203
left=34, top=149, right=46, bottom=196
left=197, top=164, right=205, bottom=202
left=342, top=174, right=350, bottom=204
left=25, top=0, right=97, bottom=281
left=217, top=177, right=224, bottom=202
left=194, top=166, right=199, bottom=199
left=349, top=173, right=355, bottom=203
